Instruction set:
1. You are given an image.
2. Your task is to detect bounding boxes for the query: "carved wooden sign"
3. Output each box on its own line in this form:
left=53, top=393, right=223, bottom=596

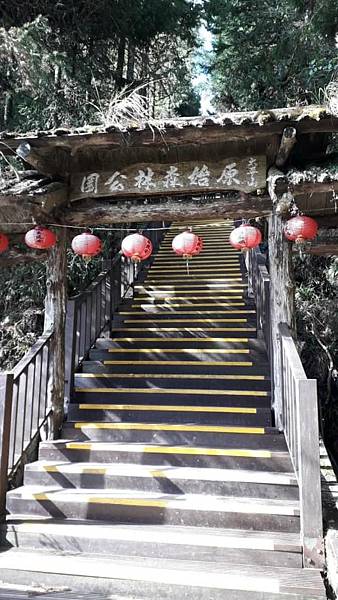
left=70, top=156, right=267, bottom=201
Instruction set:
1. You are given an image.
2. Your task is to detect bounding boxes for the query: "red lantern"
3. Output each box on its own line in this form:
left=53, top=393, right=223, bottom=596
left=172, top=231, right=203, bottom=258
left=121, top=233, right=153, bottom=262
left=0, top=233, right=9, bottom=253
left=25, top=226, right=56, bottom=250
left=229, top=224, right=262, bottom=251
left=284, top=216, right=318, bottom=244
left=72, top=232, right=102, bottom=259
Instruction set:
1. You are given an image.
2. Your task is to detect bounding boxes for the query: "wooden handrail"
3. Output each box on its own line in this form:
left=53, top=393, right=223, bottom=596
left=247, top=247, right=323, bottom=568
left=279, top=322, right=323, bottom=568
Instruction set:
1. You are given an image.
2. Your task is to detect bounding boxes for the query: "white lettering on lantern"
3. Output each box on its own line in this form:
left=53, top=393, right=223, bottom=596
left=104, top=171, right=127, bottom=192
left=81, top=173, right=100, bottom=194
left=217, top=163, right=240, bottom=186
left=188, top=165, right=210, bottom=187
left=134, top=168, right=156, bottom=190
left=247, top=157, right=258, bottom=187
left=164, top=166, right=183, bottom=188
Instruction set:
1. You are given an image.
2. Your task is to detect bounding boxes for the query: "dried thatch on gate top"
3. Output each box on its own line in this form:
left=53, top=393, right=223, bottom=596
left=0, top=104, right=337, bottom=236
left=0, top=105, right=335, bottom=142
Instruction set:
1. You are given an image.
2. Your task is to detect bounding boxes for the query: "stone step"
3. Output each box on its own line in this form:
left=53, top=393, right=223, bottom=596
left=111, top=326, right=258, bottom=337
left=38, top=441, right=294, bottom=472
left=67, top=403, right=272, bottom=426
left=0, top=549, right=325, bottom=599
left=2, top=521, right=302, bottom=567
left=75, top=371, right=271, bottom=391
left=81, top=361, right=270, bottom=375
left=23, top=461, right=299, bottom=500
left=61, top=423, right=283, bottom=446
left=6, top=487, right=300, bottom=531
left=73, top=388, right=271, bottom=408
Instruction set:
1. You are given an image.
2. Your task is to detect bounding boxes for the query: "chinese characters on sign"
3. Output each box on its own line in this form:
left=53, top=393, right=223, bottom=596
left=76, top=156, right=266, bottom=200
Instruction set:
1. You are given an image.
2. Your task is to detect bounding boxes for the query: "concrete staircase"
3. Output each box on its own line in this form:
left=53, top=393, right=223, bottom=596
left=1, top=220, right=325, bottom=599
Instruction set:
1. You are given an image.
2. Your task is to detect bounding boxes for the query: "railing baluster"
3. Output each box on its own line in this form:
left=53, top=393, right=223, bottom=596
left=0, top=374, right=14, bottom=520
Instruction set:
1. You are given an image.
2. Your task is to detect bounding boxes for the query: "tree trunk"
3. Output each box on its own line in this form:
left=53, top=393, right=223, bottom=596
left=116, top=37, right=126, bottom=89
left=44, top=228, right=67, bottom=438
left=268, top=209, right=295, bottom=428
left=126, top=41, right=135, bottom=83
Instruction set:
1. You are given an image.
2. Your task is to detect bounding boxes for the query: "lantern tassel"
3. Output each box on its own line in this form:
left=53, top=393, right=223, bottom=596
left=186, top=257, right=190, bottom=277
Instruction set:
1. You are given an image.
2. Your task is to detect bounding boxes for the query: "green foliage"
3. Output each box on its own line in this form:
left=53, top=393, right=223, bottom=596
left=0, top=261, right=46, bottom=370
left=0, top=1, right=201, bottom=131
left=205, top=0, right=338, bottom=110
left=294, top=254, right=338, bottom=439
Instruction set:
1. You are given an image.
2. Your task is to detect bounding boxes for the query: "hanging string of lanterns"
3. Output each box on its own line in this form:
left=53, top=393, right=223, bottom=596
left=71, top=232, right=102, bottom=260
left=172, top=230, right=203, bottom=258
left=284, top=215, right=318, bottom=244
left=229, top=223, right=262, bottom=251
left=121, top=233, right=153, bottom=262
left=0, top=215, right=319, bottom=260
left=25, top=226, right=57, bottom=250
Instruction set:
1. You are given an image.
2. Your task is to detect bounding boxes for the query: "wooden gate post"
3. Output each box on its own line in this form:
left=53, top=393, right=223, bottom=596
left=268, top=209, right=295, bottom=428
left=44, top=228, right=67, bottom=438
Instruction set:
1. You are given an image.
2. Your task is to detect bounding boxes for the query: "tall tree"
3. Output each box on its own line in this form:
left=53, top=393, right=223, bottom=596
left=205, top=0, right=338, bottom=110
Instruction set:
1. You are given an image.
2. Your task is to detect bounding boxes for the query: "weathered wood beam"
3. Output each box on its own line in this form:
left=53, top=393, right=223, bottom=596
left=16, top=143, right=54, bottom=178
left=44, top=228, right=67, bottom=438
left=305, top=227, right=338, bottom=255
left=275, top=127, right=297, bottom=168
left=61, top=193, right=272, bottom=226
left=291, top=180, right=338, bottom=196
left=268, top=210, right=296, bottom=429
left=70, top=156, right=267, bottom=201
left=0, top=250, right=48, bottom=266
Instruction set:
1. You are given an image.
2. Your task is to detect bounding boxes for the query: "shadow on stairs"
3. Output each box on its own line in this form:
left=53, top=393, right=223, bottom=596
left=0, top=220, right=326, bottom=599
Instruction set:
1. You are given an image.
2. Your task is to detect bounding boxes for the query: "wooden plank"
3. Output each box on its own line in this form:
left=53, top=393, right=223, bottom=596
left=62, top=192, right=272, bottom=226
left=296, top=378, right=323, bottom=568
left=70, top=156, right=267, bottom=201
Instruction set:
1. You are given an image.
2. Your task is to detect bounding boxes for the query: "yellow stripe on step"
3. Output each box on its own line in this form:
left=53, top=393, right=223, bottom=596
left=124, top=319, right=248, bottom=323
left=112, top=328, right=256, bottom=332
left=121, top=308, right=246, bottom=314
left=152, top=266, right=241, bottom=270
left=76, top=373, right=265, bottom=380
left=64, top=442, right=272, bottom=458
left=103, top=337, right=249, bottom=342
left=79, top=404, right=258, bottom=414
left=102, top=361, right=253, bottom=366
left=106, top=349, right=250, bottom=354
left=132, top=298, right=243, bottom=308
left=74, top=423, right=265, bottom=434
left=31, top=494, right=168, bottom=508
left=75, top=388, right=266, bottom=396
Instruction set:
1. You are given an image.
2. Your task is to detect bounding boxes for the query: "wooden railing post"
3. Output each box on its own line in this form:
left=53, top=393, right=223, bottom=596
left=44, top=228, right=67, bottom=438
left=64, top=299, right=77, bottom=409
left=296, top=378, right=323, bottom=567
left=0, top=374, right=14, bottom=521
left=268, top=210, right=295, bottom=429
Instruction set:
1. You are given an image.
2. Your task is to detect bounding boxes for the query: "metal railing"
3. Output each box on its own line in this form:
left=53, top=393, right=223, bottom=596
left=247, top=246, right=323, bottom=568
left=0, top=330, right=54, bottom=516
left=0, top=222, right=166, bottom=520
